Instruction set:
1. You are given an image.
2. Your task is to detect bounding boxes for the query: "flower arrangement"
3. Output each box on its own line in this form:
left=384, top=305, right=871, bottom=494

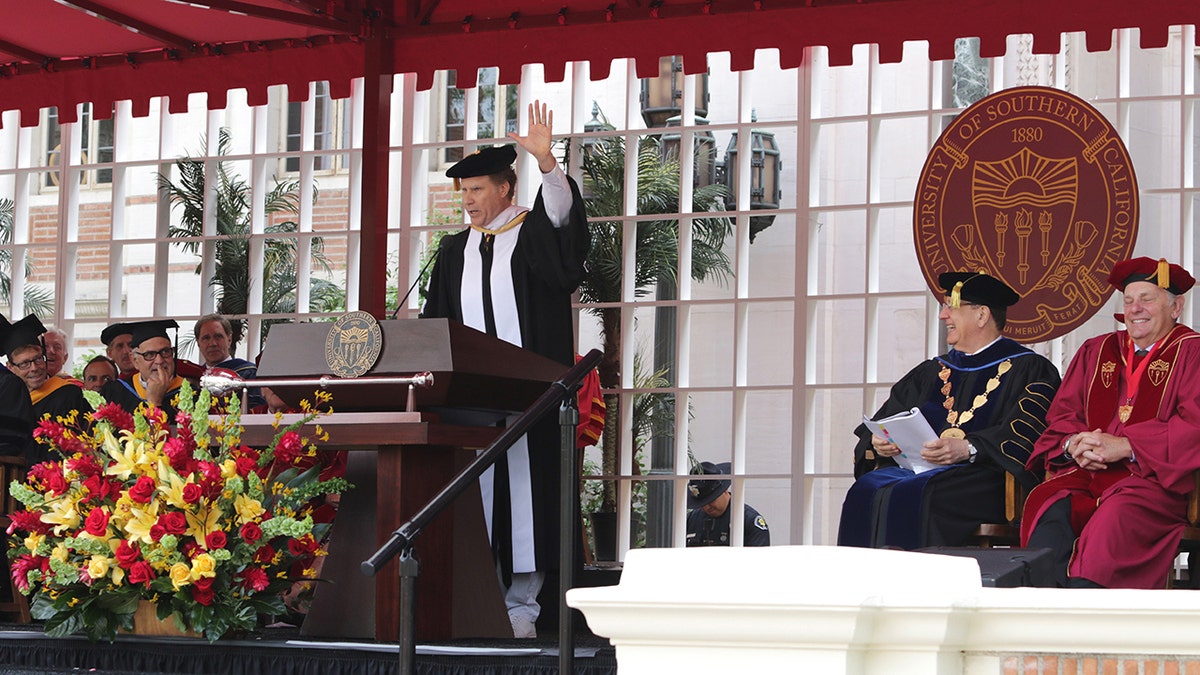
left=6, top=382, right=350, bottom=642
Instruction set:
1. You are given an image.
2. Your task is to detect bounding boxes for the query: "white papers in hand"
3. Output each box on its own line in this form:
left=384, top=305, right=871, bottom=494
left=862, top=407, right=940, bottom=474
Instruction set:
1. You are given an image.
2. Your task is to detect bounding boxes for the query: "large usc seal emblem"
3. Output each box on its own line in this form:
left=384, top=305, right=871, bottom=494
left=914, top=86, right=1138, bottom=342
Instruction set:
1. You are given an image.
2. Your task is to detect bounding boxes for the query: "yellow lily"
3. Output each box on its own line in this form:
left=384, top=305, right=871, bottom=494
left=185, top=503, right=223, bottom=543
left=123, top=500, right=161, bottom=544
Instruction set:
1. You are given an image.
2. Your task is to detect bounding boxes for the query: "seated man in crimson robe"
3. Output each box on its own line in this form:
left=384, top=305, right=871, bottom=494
left=1022, top=257, right=1200, bottom=588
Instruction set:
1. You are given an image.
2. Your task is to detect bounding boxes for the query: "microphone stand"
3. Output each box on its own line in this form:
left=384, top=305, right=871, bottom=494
left=361, top=349, right=602, bottom=675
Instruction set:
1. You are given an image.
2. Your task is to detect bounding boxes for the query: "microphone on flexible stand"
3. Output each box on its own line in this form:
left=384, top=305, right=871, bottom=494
left=391, top=239, right=444, bottom=319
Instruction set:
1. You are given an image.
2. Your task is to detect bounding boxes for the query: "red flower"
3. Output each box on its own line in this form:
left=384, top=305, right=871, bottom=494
left=159, top=511, right=187, bottom=536
left=128, top=475, right=156, bottom=503
left=7, top=510, right=51, bottom=535
left=92, top=402, right=135, bottom=431
left=181, top=540, right=201, bottom=559
left=275, top=431, right=302, bottom=466
left=114, top=540, right=141, bottom=568
left=65, top=454, right=102, bottom=478
left=205, top=530, right=227, bottom=551
left=239, top=522, right=263, bottom=545
left=234, top=456, right=257, bottom=478
left=81, top=474, right=116, bottom=503
left=181, top=483, right=203, bottom=504
left=287, top=534, right=319, bottom=558
left=82, top=508, right=109, bottom=537
left=196, top=462, right=223, bottom=498
left=162, top=436, right=194, bottom=473
left=43, top=470, right=67, bottom=497
left=10, top=554, right=45, bottom=593
left=149, top=524, right=166, bottom=542
left=238, top=566, right=270, bottom=592
left=253, top=544, right=275, bottom=565
left=128, top=561, right=156, bottom=587
left=191, top=576, right=215, bottom=606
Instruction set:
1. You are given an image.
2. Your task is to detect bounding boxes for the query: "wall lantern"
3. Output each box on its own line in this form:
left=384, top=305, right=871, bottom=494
left=723, top=110, right=782, bottom=241
left=640, top=55, right=709, bottom=129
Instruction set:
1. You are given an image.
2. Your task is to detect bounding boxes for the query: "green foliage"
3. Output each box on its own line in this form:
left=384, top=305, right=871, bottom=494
left=157, top=129, right=344, bottom=346
left=0, top=197, right=55, bottom=317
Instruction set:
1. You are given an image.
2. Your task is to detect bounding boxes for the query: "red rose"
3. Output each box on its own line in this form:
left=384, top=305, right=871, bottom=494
left=253, top=544, right=275, bottom=564
left=287, top=534, right=318, bottom=557
left=159, top=511, right=187, bottom=536
left=235, top=456, right=257, bottom=478
left=128, top=476, right=156, bottom=503
left=43, top=470, right=67, bottom=497
left=238, top=566, right=270, bottom=592
left=191, top=576, right=215, bottom=606
left=128, top=561, right=156, bottom=587
left=181, top=540, right=201, bottom=559
left=181, top=483, right=203, bottom=504
left=83, top=508, right=109, bottom=537
left=205, top=531, right=227, bottom=551
left=238, top=522, right=263, bottom=545
left=114, top=540, right=140, bottom=568
left=149, top=524, right=166, bottom=542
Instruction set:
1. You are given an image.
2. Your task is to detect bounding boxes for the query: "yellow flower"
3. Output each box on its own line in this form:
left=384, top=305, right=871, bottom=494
left=221, top=459, right=238, bottom=479
left=159, top=464, right=193, bottom=510
left=23, top=532, right=44, bottom=552
left=110, top=565, right=125, bottom=587
left=86, top=555, right=111, bottom=580
left=190, top=553, right=216, bottom=580
left=184, top=503, right=223, bottom=543
left=169, top=562, right=192, bottom=589
left=102, top=427, right=140, bottom=480
left=41, top=495, right=81, bottom=536
left=233, top=494, right=264, bottom=525
left=50, top=542, right=69, bottom=564
left=123, top=500, right=161, bottom=544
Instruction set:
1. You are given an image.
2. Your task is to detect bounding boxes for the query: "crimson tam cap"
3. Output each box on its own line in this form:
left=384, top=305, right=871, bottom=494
left=1107, top=257, right=1195, bottom=295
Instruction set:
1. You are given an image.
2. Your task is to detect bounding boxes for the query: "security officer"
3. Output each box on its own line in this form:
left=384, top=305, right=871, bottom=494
left=686, top=461, right=770, bottom=547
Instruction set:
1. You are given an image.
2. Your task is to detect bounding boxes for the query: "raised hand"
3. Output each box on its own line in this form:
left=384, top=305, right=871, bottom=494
left=508, top=100, right=556, bottom=173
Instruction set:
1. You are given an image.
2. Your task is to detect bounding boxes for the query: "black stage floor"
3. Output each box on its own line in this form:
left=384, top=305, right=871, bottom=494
left=0, top=622, right=617, bottom=675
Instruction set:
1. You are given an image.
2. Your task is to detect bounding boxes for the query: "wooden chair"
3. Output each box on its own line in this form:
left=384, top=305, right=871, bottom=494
left=1174, top=472, right=1200, bottom=588
left=0, top=455, right=31, bottom=623
left=969, top=471, right=1026, bottom=548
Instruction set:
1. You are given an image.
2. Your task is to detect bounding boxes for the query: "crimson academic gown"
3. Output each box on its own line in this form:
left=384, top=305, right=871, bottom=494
left=838, top=337, right=1060, bottom=549
left=421, top=172, right=590, bottom=579
left=1021, top=323, right=1200, bottom=588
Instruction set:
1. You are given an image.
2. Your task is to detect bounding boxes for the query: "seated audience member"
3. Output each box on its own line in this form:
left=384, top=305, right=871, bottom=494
left=3, top=314, right=90, bottom=464
left=42, top=327, right=80, bottom=384
left=686, top=461, right=770, bottom=547
left=99, top=320, right=187, bottom=417
left=0, top=314, right=35, bottom=460
left=837, top=271, right=1061, bottom=549
left=82, top=355, right=119, bottom=392
left=101, top=322, right=137, bottom=380
left=1022, top=257, right=1200, bottom=589
left=194, top=314, right=264, bottom=409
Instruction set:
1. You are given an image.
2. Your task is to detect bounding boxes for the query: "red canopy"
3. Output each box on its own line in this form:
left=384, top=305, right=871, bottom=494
left=2, top=0, right=1199, bottom=124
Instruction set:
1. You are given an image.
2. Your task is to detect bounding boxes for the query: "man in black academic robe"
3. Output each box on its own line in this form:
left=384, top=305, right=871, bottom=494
left=3, top=314, right=89, bottom=465
left=0, top=315, right=35, bottom=461
left=99, top=320, right=187, bottom=419
left=421, top=101, right=590, bottom=639
left=837, top=272, right=1061, bottom=550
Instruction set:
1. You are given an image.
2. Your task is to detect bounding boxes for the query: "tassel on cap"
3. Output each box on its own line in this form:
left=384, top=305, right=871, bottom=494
left=1157, top=258, right=1170, bottom=289
left=949, top=281, right=964, bottom=308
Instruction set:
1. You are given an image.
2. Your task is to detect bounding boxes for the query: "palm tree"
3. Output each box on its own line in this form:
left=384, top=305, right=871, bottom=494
left=0, top=198, right=55, bottom=317
left=158, top=129, right=343, bottom=347
left=579, top=116, right=733, bottom=512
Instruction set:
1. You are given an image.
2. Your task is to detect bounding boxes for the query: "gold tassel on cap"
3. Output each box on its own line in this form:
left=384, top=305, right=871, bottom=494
left=1157, top=258, right=1170, bottom=289
left=949, top=281, right=964, bottom=308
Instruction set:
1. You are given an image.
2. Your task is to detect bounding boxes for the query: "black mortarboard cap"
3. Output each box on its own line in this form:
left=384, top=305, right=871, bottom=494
left=2, top=314, right=46, bottom=359
left=938, top=271, right=1020, bottom=309
left=100, top=322, right=135, bottom=346
left=445, top=145, right=517, bottom=186
left=1107, top=256, right=1195, bottom=295
left=127, top=319, right=179, bottom=349
left=687, top=461, right=732, bottom=509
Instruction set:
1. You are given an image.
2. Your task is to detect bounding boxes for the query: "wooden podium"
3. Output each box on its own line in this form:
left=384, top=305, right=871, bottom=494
left=250, top=319, right=569, bottom=642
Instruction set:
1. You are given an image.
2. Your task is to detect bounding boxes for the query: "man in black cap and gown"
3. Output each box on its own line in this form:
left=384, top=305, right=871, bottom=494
left=3, top=314, right=89, bottom=464
left=686, top=461, right=770, bottom=547
left=99, top=320, right=188, bottom=418
left=0, top=314, right=35, bottom=461
left=421, top=100, right=590, bottom=639
left=838, top=271, right=1061, bottom=549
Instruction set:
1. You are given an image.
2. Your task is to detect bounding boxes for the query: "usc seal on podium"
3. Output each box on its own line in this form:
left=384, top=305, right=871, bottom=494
left=914, top=86, right=1138, bottom=342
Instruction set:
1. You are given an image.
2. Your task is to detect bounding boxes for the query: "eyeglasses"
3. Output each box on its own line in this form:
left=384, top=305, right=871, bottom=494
left=9, top=354, right=46, bottom=371
left=134, top=347, right=175, bottom=362
left=940, top=301, right=982, bottom=311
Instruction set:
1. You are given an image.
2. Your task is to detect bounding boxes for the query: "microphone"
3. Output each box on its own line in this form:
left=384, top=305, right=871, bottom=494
left=391, top=239, right=445, bottom=319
